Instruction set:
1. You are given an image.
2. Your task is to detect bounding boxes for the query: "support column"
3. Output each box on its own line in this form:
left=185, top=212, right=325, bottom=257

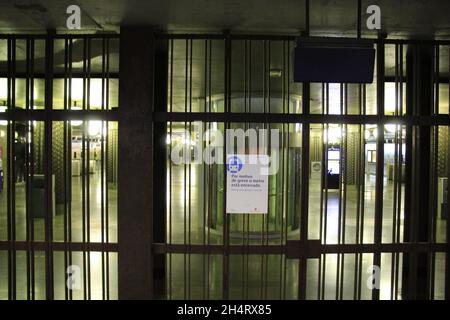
left=118, top=26, right=155, bottom=299
left=403, top=44, right=434, bottom=300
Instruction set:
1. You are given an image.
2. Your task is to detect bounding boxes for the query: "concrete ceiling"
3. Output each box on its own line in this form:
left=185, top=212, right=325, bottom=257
left=0, top=0, right=449, bottom=38
left=1, top=0, right=449, bottom=116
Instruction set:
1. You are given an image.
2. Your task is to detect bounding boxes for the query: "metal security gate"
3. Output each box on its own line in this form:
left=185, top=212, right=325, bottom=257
left=0, top=32, right=119, bottom=300
left=0, top=30, right=448, bottom=301
left=151, top=33, right=450, bottom=300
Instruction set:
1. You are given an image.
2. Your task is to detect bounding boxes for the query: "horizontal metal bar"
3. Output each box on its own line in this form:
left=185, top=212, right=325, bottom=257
left=383, top=38, right=450, bottom=45
left=0, top=241, right=118, bottom=252
left=0, top=33, right=449, bottom=45
left=0, top=34, right=119, bottom=40
left=154, top=112, right=450, bottom=125
left=155, top=33, right=227, bottom=40
left=0, top=73, right=119, bottom=79
left=153, top=242, right=448, bottom=256
left=0, top=75, right=439, bottom=86
left=385, top=76, right=450, bottom=84
left=155, top=33, right=298, bottom=40
left=155, top=244, right=287, bottom=255
left=155, top=34, right=450, bottom=45
left=320, top=243, right=448, bottom=254
left=0, top=109, right=118, bottom=121
left=287, top=240, right=321, bottom=259
left=53, top=34, right=119, bottom=39
left=0, top=35, right=47, bottom=40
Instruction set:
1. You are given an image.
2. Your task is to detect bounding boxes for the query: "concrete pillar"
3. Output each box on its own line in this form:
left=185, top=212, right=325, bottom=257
left=118, top=26, right=155, bottom=299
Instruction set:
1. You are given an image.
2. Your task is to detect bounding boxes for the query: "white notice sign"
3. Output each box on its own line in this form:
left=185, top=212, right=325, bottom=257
left=226, top=154, right=269, bottom=214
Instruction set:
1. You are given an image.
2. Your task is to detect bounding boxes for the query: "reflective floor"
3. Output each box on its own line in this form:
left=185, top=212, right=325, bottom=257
left=0, top=163, right=447, bottom=299
left=166, top=164, right=447, bottom=300
left=0, top=166, right=118, bottom=300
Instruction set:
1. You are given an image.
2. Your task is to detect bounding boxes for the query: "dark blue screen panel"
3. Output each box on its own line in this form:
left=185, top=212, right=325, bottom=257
left=294, top=46, right=375, bottom=83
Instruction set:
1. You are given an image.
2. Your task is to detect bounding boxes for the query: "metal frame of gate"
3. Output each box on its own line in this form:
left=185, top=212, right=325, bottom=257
left=0, top=32, right=119, bottom=300
left=0, top=20, right=449, bottom=301
left=152, top=32, right=450, bottom=300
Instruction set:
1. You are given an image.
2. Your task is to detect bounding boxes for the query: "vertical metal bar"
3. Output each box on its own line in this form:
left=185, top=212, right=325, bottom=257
left=249, top=40, right=252, bottom=113
left=429, top=44, right=439, bottom=299
left=298, top=83, right=310, bottom=300
left=241, top=65, right=246, bottom=302
left=317, top=83, right=325, bottom=300
left=319, top=83, right=330, bottom=300
left=105, top=36, right=111, bottom=300
left=244, top=40, right=247, bottom=114
left=207, top=38, right=212, bottom=300
left=222, top=32, right=231, bottom=300
left=44, top=30, right=55, bottom=300
left=282, top=40, right=291, bottom=300
left=260, top=42, right=265, bottom=300
left=168, top=39, right=174, bottom=300
left=25, top=36, right=31, bottom=301
left=5, top=36, right=10, bottom=301
left=6, top=111, right=13, bottom=299
left=336, top=84, right=344, bottom=300
left=9, top=36, right=17, bottom=301
left=63, top=118, right=69, bottom=301
left=354, top=80, right=363, bottom=300
left=245, top=38, right=250, bottom=300
left=445, top=44, right=450, bottom=300
left=81, top=36, right=87, bottom=300
left=264, top=36, right=272, bottom=297
left=394, top=45, right=404, bottom=300
left=372, top=33, right=385, bottom=301
left=305, top=0, right=310, bottom=35
left=86, top=37, right=92, bottom=300
left=299, top=2, right=310, bottom=299
left=360, top=85, right=367, bottom=299
left=357, top=0, right=362, bottom=39
left=403, top=45, right=415, bottom=299
left=263, top=40, right=267, bottom=114
left=188, top=38, right=193, bottom=299
left=391, top=43, right=399, bottom=299
left=67, top=37, right=73, bottom=301
left=202, top=39, right=208, bottom=300
left=278, top=40, right=286, bottom=299
left=398, top=48, right=404, bottom=297
left=63, top=38, right=69, bottom=301
left=183, top=38, right=188, bottom=299
left=321, top=83, right=330, bottom=300
left=268, top=40, right=272, bottom=115
left=6, top=114, right=13, bottom=300
left=263, top=70, right=272, bottom=300
left=29, top=37, right=36, bottom=300
left=81, top=122, right=87, bottom=301
left=340, top=84, right=348, bottom=299
left=100, top=37, right=106, bottom=300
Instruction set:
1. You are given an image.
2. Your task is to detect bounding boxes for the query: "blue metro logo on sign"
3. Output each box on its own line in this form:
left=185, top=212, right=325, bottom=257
left=226, top=154, right=269, bottom=214
left=226, top=155, right=243, bottom=174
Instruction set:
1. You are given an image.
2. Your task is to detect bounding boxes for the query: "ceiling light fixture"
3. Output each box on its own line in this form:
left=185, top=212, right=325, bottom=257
left=269, top=69, right=282, bottom=78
